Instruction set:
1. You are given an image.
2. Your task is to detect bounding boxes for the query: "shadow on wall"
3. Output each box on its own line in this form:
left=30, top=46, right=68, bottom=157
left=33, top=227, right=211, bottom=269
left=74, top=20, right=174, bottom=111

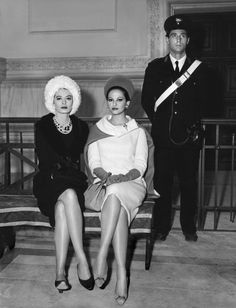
left=127, top=89, right=147, bottom=119
left=76, top=90, right=96, bottom=117
left=76, top=88, right=147, bottom=118
left=75, top=90, right=106, bottom=118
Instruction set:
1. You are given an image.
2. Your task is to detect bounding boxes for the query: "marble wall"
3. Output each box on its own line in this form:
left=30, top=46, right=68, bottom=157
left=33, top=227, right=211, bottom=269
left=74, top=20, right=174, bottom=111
left=0, top=77, right=146, bottom=118
left=0, top=0, right=234, bottom=118
left=0, top=0, right=164, bottom=118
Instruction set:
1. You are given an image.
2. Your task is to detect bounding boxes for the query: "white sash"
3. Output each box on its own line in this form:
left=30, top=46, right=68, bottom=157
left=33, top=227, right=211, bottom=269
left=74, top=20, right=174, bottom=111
left=154, top=60, right=202, bottom=112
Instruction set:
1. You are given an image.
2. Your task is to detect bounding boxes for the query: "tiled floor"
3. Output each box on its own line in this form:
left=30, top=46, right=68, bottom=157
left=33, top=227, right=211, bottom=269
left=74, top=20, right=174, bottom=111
left=1, top=213, right=236, bottom=308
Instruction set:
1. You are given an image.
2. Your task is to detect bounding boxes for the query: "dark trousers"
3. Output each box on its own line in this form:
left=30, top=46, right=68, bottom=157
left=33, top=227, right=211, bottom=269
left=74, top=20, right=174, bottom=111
left=153, top=147, right=200, bottom=234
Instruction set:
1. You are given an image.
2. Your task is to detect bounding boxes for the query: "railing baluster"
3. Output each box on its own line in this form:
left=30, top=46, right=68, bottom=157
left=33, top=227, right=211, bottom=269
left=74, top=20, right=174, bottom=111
left=213, top=124, right=219, bottom=230
left=230, top=133, right=235, bottom=222
left=4, top=122, right=11, bottom=187
left=20, top=131, right=24, bottom=191
left=198, top=123, right=206, bottom=230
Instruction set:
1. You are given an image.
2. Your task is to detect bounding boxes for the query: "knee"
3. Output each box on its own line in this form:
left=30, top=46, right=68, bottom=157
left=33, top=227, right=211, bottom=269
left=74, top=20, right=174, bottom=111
left=55, top=200, right=66, bottom=219
left=105, top=193, right=121, bottom=206
left=102, top=194, right=121, bottom=214
left=61, top=188, right=77, bottom=203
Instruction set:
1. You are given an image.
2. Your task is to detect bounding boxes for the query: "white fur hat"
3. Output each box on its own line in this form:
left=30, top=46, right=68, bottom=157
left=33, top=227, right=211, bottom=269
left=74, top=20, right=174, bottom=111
left=44, top=75, right=81, bottom=115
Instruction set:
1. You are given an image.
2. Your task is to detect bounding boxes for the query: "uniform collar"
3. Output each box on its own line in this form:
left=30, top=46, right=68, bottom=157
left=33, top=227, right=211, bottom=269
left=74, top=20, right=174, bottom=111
left=169, top=54, right=187, bottom=71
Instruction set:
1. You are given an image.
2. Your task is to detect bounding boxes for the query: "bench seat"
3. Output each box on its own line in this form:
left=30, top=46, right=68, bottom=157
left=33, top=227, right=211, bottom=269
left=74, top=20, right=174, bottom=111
left=0, top=194, right=156, bottom=269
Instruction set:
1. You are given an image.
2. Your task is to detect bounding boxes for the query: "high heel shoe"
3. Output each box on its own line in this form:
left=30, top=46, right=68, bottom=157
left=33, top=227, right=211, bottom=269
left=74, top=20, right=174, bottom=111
left=94, top=263, right=108, bottom=289
left=115, top=295, right=127, bottom=306
left=114, top=276, right=128, bottom=305
left=94, top=276, right=108, bottom=289
left=55, top=278, right=71, bottom=293
left=77, top=264, right=94, bottom=290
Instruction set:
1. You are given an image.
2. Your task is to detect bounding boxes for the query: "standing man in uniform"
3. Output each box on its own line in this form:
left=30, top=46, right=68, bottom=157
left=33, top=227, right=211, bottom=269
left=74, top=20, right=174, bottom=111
left=141, top=15, right=210, bottom=241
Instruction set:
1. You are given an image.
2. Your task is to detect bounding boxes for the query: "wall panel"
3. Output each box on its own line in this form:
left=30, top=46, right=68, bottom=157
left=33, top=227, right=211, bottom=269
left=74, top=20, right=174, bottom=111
left=29, top=0, right=116, bottom=33
left=1, top=0, right=233, bottom=118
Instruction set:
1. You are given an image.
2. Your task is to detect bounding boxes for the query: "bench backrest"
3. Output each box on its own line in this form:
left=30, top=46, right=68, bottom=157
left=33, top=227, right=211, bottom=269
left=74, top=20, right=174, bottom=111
left=0, top=117, right=151, bottom=194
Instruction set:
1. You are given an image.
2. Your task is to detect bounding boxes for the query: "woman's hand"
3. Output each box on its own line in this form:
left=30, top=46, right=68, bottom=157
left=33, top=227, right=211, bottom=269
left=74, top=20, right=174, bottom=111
left=106, top=174, right=124, bottom=185
left=93, top=167, right=110, bottom=181
left=106, top=169, right=140, bottom=185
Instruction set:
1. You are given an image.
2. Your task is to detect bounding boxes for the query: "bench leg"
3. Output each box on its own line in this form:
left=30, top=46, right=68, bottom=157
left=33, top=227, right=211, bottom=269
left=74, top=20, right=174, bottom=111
left=0, top=240, right=4, bottom=258
left=145, top=234, right=153, bottom=270
left=0, top=227, right=16, bottom=258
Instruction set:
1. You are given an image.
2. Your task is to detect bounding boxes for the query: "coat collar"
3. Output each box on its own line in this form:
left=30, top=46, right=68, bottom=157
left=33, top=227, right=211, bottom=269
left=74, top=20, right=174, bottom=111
left=164, top=54, right=193, bottom=68
left=163, top=55, right=194, bottom=79
left=37, top=113, right=81, bottom=157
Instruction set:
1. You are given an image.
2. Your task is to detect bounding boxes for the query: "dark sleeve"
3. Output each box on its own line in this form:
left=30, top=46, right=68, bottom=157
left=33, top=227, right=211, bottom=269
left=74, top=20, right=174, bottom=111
left=34, top=121, right=52, bottom=172
left=78, top=119, right=89, bottom=150
left=141, top=63, right=155, bottom=122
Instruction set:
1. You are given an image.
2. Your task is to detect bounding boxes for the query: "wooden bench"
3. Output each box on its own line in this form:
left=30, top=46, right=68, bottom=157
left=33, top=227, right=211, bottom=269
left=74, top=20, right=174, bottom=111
left=0, top=194, right=156, bottom=269
left=0, top=117, right=156, bottom=269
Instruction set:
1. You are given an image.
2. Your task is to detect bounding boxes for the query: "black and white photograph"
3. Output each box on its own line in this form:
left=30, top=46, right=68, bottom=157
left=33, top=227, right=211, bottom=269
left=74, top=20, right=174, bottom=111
left=0, top=1, right=236, bottom=307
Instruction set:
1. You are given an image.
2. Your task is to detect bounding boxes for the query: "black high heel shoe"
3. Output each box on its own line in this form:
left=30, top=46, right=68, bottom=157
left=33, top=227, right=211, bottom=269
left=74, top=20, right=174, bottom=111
left=77, top=264, right=94, bottom=290
left=55, top=278, right=71, bottom=293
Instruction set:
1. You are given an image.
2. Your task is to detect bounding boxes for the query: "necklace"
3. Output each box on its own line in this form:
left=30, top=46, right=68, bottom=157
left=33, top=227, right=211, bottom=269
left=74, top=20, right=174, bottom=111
left=53, top=116, right=72, bottom=134
left=109, top=117, right=128, bottom=129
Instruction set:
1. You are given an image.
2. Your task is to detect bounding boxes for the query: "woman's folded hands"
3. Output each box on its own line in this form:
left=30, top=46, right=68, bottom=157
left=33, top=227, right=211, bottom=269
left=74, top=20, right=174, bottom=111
left=93, top=167, right=140, bottom=186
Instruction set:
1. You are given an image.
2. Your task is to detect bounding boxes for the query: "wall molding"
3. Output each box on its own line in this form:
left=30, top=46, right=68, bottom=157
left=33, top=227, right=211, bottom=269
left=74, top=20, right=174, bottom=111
left=7, top=0, right=160, bottom=81
left=166, top=0, right=236, bottom=14
left=6, top=0, right=235, bottom=81
left=28, top=0, right=117, bottom=33
left=6, top=56, right=148, bottom=81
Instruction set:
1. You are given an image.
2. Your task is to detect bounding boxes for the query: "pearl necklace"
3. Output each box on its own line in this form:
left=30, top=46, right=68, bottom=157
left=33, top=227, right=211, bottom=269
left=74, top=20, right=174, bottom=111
left=53, top=116, right=72, bottom=134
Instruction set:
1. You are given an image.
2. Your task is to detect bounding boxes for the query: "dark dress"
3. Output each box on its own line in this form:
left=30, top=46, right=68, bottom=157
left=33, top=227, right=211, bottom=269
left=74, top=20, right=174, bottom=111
left=33, top=113, right=89, bottom=227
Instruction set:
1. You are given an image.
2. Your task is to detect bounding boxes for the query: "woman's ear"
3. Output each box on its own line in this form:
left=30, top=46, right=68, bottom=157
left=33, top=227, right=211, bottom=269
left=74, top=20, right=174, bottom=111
left=126, top=101, right=130, bottom=109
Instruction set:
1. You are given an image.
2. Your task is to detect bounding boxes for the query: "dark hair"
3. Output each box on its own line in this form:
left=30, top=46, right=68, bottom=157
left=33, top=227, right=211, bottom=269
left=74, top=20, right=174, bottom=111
left=106, top=86, right=130, bottom=101
left=165, top=29, right=189, bottom=38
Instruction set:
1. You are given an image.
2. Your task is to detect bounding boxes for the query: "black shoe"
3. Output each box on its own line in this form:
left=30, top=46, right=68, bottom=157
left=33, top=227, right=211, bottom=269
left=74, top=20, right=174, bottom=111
left=184, top=233, right=198, bottom=242
left=77, top=264, right=95, bottom=290
left=79, top=275, right=95, bottom=290
left=55, top=278, right=71, bottom=293
left=155, top=232, right=168, bottom=241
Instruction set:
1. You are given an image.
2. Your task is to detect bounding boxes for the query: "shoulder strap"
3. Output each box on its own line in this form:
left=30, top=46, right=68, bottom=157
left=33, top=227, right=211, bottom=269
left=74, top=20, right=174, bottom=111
left=154, top=60, right=202, bottom=112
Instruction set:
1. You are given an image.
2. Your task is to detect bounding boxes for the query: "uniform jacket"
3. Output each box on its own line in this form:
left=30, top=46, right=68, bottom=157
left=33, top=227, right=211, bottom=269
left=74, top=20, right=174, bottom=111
left=141, top=55, right=210, bottom=148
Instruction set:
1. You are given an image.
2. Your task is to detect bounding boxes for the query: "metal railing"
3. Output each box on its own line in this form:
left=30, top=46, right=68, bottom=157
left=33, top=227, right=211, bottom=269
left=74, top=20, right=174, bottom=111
left=0, top=117, right=236, bottom=230
left=0, top=117, right=100, bottom=193
left=198, top=119, right=236, bottom=230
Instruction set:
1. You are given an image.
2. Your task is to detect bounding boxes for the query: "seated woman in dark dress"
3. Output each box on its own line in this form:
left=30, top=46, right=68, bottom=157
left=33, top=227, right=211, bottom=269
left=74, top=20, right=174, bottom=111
left=33, top=75, right=94, bottom=293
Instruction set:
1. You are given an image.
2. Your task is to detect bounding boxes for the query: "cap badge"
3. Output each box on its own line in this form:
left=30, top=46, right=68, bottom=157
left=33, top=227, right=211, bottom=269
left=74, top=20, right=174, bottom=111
left=175, top=18, right=182, bottom=25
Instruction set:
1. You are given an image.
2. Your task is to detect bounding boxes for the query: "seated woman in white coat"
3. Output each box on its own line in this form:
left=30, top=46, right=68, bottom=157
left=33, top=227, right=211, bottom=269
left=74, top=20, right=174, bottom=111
left=85, top=75, right=149, bottom=305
